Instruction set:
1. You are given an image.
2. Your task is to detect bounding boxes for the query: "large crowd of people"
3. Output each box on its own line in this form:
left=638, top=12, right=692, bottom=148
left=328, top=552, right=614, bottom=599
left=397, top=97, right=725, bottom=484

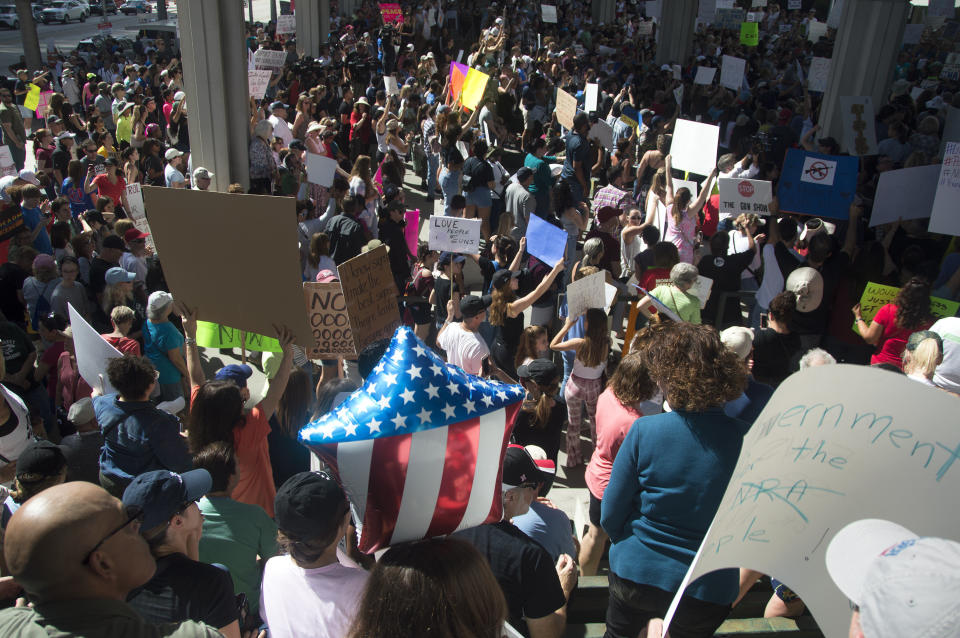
left=0, top=0, right=958, bottom=636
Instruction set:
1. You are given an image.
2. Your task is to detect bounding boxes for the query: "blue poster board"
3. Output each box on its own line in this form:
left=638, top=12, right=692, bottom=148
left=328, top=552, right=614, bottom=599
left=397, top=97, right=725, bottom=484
left=778, top=149, right=858, bottom=220
left=525, top=214, right=567, bottom=266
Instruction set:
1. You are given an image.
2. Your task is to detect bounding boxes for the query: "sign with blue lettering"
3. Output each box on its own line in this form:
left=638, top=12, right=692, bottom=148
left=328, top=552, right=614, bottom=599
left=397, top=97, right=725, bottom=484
left=778, top=149, right=858, bottom=219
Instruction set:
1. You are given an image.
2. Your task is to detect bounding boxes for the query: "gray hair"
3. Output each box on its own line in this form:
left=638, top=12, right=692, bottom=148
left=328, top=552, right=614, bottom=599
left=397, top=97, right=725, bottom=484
left=254, top=118, right=274, bottom=141
left=799, top=348, right=836, bottom=369
left=669, top=262, right=699, bottom=289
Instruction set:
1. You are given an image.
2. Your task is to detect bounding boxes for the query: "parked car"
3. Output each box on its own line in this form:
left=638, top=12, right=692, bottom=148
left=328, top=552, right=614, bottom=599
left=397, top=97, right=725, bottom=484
left=89, top=0, right=117, bottom=15
left=0, top=5, right=18, bottom=29
left=42, top=0, right=88, bottom=23
left=119, top=0, right=151, bottom=15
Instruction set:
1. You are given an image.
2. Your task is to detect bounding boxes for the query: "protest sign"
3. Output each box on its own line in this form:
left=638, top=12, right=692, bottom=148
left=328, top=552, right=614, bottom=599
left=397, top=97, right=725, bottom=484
left=404, top=209, right=419, bottom=257
left=635, top=285, right=683, bottom=322
left=253, top=49, right=287, bottom=70
left=35, top=91, right=53, bottom=119
left=276, top=14, right=296, bottom=34
left=303, top=282, right=356, bottom=359
left=716, top=0, right=735, bottom=9
left=929, top=141, right=960, bottom=236
left=306, top=153, right=339, bottom=188
left=718, top=177, right=774, bottom=216
left=588, top=120, right=614, bottom=152
left=68, top=303, right=122, bottom=395
left=751, top=0, right=767, bottom=6
left=670, top=119, right=720, bottom=177
left=460, top=68, right=490, bottom=111
left=673, top=85, right=684, bottom=106
left=869, top=165, right=941, bottom=227
left=448, top=61, right=469, bottom=105
left=720, top=55, right=746, bottom=90
left=699, top=0, right=716, bottom=19
left=0, top=202, right=24, bottom=243
left=526, top=214, right=566, bottom=267
left=779, top=22, right=793, bottom=33
left=689, top=275, right=713, bottom=310
left=662, top=364, right=960, bottom=638
left=383, top=75, right=399, bottom=96
left=778, top=149, right=858, bottom=219
left=428, top=216, right=481, bottom=253
left=839, top=96, right=878, bottom=156
left=807, top=20, right=827, bottom=42
left=716, top=7, right=745, bottom=29
left=637, top=21, right=654, bottom=36
left=807, top=57, right=831, bottom=93
left=195, top=321, right=282, bottom=352
left=554, top=88, right=577, bottom=131
left=336, top=245, right=401, bottom=352
left=854, top=282, right=958, bottom=333
left=23, top=84, right=40, bottom=112
left=584, top=83, right=599, bottom=113
left=605, top=283, right=617, bottom=311
left=142, top=187, right=313, bottom=347
left=566, top=271, right=607, bottom=318
left=124, top=183, right=156, bottom=254
left=788, top=0, right=801, bottom=9
left=0, top=146, right=15, bottom=177
left=694, top=66, right=717, bottom=85
left=902, top=23, right=925, bottom=45
left=673, top=178, right=699, bottom=200
left=248, top=69, right=272, bottom=100
left=596, top=45, right=617, bottom=56
left=379, top=2, right=403, bottom=23
left=672, top=65, right=682, bottom=81
left=541, top=4, right=557, bottom=22
left=940, top=106, right=960, bottom=157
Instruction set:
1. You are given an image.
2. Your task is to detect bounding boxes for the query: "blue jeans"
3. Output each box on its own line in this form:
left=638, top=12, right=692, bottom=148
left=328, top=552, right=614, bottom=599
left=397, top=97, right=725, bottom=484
left=426, top=152, right=439, bottom=199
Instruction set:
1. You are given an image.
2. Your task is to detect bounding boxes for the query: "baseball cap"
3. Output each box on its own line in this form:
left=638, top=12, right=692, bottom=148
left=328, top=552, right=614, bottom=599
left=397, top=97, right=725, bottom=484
left=101, top=234, right=124, bottom=249
left=826, top=519, right=960, bottom=638
left=516, top=359, right=560, bottom=385
left=164, top=148, right=184, bottom=161
left=274, top=471, right=348, bottom=540
left=104, top=266, right=136, bottom=285
left=906, top=330, right=942, bottom=352
left=122, top=469, right=213, bottom=531
left=460, top=294, right=491, bottom=319
left=16, top=440, right=66, bottom=480
left=502, top=445, right=548, bottom=490
left=173, top=91, right=186, bottom=102
left=523, top=444, right=557, bottom=496
left=193, top=167, right=214, bottom=180
left=146, top=290, right=173, bottom=317
left=785, top=267, right=824, bottom=313
left=270, top=100, right=289, bottom=110
left=720, top=326, right=754, bottom=360
left=491, top=269, right=520, bottom=290
left=56, top=131, right=76, bottom=141
left=214, top=363, right=253, bottom=388
left=67, top=397, right=95, bottom=425
left=315, top=269, right=338, bottom=283
left=516, top=166, right=534, bottom=181
left=597, top=206, right=619, bottom=224
left=18, top=169, right=39, bottom=185
left=124, top=227, right=150, bottom=243
left=437, top=251, right=466, bottom=266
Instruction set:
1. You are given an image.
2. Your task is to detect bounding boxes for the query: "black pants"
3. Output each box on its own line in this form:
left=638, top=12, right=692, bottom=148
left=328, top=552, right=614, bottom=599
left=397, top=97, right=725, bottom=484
left=604, top=572, right=731, bottom=638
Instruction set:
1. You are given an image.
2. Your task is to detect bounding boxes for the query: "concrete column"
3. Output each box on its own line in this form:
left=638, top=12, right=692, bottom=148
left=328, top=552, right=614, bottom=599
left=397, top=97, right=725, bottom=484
left=819, top=0, right=908, bottom=148
left=295, top=0, right=326, bottom=58
left=592, top=0, right=615, bottom=26
left=179, top=0, right=250, bottom=192
left=655, top=0, right=697, bottom=66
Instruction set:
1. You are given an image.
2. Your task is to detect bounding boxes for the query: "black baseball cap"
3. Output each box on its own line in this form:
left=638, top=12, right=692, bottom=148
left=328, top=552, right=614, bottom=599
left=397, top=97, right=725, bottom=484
left=275, top=471, right=348, bottom=540
left=491, top=269, right=520, bottom=290
left=102, top=233, right=124, bottom=249
left=460, top=294, right=491, bottom=318
left=502, top=445, right=548, bottom=490
left=122, top=469, right=213, bottom=530
left=16, top=440, right=66, bottom=480
left=516, top=359, right=559, bottom=385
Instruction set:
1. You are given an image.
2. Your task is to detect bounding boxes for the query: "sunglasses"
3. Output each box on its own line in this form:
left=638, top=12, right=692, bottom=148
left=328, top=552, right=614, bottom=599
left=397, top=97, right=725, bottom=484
left=82, top=505, right=144, bottom=565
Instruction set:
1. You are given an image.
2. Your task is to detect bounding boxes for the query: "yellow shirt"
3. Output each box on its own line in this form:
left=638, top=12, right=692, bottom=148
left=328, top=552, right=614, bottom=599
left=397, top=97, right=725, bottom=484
left=115, top=114, right=133, bottom=144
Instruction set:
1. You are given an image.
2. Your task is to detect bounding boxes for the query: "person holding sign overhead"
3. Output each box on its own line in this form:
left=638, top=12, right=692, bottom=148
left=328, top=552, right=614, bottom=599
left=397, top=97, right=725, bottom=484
left=663, top=154, right=717, bottom=264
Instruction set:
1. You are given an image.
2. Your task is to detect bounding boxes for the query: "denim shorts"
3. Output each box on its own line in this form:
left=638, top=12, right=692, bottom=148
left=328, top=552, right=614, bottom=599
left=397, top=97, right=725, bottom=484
left=465, top=187, right=492, bottom=208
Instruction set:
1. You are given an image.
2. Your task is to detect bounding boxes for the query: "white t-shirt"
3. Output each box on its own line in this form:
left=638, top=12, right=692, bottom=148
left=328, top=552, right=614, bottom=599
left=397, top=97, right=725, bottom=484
left=728, top=230, right=761, bottom=280
left=437, top=322, right=489, bottom=376
left=0, top=385, right=32, bottom=467
left=268, top=114, right=294, bottom=148
left=260, top=555, right=368, bottom=638
left=164, top=164, right=185, bottom=188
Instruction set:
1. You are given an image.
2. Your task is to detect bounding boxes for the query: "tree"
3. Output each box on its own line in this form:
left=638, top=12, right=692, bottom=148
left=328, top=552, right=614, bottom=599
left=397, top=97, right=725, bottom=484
left=14, top=0, right=41, bottom=73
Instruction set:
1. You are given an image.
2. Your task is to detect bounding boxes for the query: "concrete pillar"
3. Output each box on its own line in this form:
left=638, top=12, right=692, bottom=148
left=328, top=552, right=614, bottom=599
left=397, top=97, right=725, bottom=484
left=819, top=0, right=908, bottom=148
left=592, top=0, right=615, bottom=26
left=295, top=0, right=328, bottom=58
left=179, top=0, right=250, bottom=192
left=655, top=0, right=697, bottom=66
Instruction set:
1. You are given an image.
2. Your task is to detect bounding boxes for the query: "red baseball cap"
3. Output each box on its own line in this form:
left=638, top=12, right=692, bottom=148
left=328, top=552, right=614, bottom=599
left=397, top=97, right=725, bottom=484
left=124, top=228, right=150, bottom=243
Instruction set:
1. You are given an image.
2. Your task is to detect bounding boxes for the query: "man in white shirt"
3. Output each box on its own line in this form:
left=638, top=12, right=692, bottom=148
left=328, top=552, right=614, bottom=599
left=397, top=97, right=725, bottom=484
left=268, top=101, right=293, bottom=148
left=163, top=148, right=186, bottom=188
left=437, top=295, right=492, bottom=377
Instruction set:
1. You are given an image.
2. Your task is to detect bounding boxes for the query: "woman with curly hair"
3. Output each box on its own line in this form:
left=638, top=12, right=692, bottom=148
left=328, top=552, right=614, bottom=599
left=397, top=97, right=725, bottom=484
left=600, top=322, right=748, bottom=638
left=853, top=276, right=934, bottom=369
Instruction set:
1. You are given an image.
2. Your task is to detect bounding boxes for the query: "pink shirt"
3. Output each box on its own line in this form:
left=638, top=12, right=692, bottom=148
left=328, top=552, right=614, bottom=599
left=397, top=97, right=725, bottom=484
left=664, top=205, right=697, bottom=264
left=584, top=387, right=642, bottom=500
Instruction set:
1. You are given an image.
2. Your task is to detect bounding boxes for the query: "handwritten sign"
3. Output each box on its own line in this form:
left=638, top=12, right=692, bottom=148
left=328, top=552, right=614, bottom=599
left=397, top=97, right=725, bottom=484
left=853, top=282, right=959, bottom=334
left=584, top=83, right=599, bottom=113
left=807, top=57, right=832, bottom=93
left=428, top=216, right=481, bottom=253
left=384, top=75, right=399, bottom=97
left=720, top=55, right=746, bottom=90
left=306, top=153, right=338, bottom=188
left=276, top=13, right=296, bottom=34
left=0, top=202, right=24, bottom=243
left=671, top=119, right=720, bottom=177
left=741, top=22, right=760, bottom=45
left=541, top=4, right=557, bottom=23
left=248, top=69, right=272, bottom=100
left=567, top=271, right=607, bottom=318
left=124, top=183, right=156, bottom=254
left=554, top=88, right=577, bottom=131
left=719, top=178, right=774, bottom=216
left=788, top=0, right=801, bottom=8
left=663, top=364, right=960, bottom=638
left=716, top=7, right=745, bottom=29
left=195, top=321, right=282, bottom=352
left=0, top=146, right=15, bottom=177
left=379, top=2, right=403, bottom=23
left=253, top=49, right=288, bottom=70
left=689, top=275, right=713, bottom=310
left=870, top=165, right=941, bottom=227
left=303, top=282, right=356, bottom=359
left=931, top=142, right=960, bottom=236
left=694, top=66, right=717, bottom=85
left=839, top=96, right=878, bottom=156
left=337, top=245, right=401, bottom=352
left=526, top=214, right=567, bottom=267
left=35, top=91, right=53, bottom=119
left=637, top=21, right=654, bottom=36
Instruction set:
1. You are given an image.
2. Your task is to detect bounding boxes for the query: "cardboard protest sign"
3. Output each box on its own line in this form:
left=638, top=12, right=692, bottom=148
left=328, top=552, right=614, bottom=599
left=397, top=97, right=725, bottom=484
left=588, top=120, right=614, bottom=152
left=404, top=209, right=419, bottom=257
left=689, top=275, right=713, bottom=310
left=195, top=321, right=282, bottom=352
left=526, top=214, right=566, bottom=267
left=839, top=96, right=878, bottom=156
left=303, top=282, right=356, bottom=359
left=670, top=119, right=720, bottom=177
left=807, top=57, right=831, bottom=92
left=554, top=88, right=577, bottom=131
left=124, top=183, right=156, bottom=254
left=720, top=55, right=746, bottom=90
left=23, top=84, right=40, bottom=112
left=637, top=21, right=654, bottom=36
left=663, top=364, right=960, bottom=638
left=694, top=66, right=717, bottom=85
left=566, top=271, right=607, bottom=318
left=141, top=187, right=313, bottom=346
left=0, top=146, right=15, bottom=177
left=428, top=216, right=482, bottom=253
left=778, top=149, right=858, bottom=219
left=68, top=303, right=122, bottom=395
left=716, top=7, right=744, bottom=29
left=740, top=21, right=759, bottom=46
left=718, top=177, right=774, bottom=216
left=383, top=75, right=399, bottom=97
left=584, top=83, right=599, bottom=113
left=853, top=282, right=958, bottom=333
left=248, top=69, right=272, bottom=100
left=336, top=245, right=401, bottom=352
left=541, top=4, right=557, bottom=23
left=869, top=165, right=940, bottom=227
left=253, top=49, right=287, bottom=70
left=306, top=153, right=339, bottom=188
left=276, top=13, right=296, bottom=34
left=460, top=68, right=490, bottom=111
left=0, top=201, right=24, bottom=243
left=929, top=142, right=960, bottom=236
left=807, top=20, right=827, bottom=42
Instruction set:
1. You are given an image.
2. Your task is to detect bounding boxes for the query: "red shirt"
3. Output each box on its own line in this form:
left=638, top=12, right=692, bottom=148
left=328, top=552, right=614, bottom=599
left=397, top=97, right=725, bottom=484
left=101, top=334, right=141, bottom=356
left=92, top=174, right=127, bottom=208
left=702, top=194, right=720, bottom=238
left=869, top=303, right=933, bottom=369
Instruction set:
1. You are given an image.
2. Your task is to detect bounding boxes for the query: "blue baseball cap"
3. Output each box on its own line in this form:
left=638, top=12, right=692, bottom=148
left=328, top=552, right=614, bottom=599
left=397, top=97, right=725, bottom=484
left=214, top=363, right=253, bottom=388
left=438, top=251, right=466, bottom=266
left=122, top=469, right=213, bottom=531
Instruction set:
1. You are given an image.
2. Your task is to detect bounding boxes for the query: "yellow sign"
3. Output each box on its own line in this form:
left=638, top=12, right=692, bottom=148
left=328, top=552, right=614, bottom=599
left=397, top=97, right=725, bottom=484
left=740, top=22, right=759, bottom=46
left=853, top=282, right=959, bottom=334
left=460, top=68, right=490, bottom=111
left=23, top=83, right=40, bottom=112
left=195, top=321, right=282, bottom=352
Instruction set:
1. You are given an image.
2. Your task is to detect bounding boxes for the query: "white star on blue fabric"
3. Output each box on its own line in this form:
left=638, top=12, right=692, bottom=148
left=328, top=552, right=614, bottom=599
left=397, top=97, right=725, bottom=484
left=464, top=399, right=476, bottom=413
left=377, top=395, right=391, bottom=410
left=408, top=365, right=422, bottom=379
left=447, top=381, right=460, bottom=395
left=481, top=394, right=494, bottom=407
left=368, top=418, right=382, bottom=434
left=442, top=403, right=457, bottom=419
left=417, top=408, right=432, bottom=425
left=343, top=421, right=359, bottom=436
left=400, top=388, right=416, bottom=404
left=392, top=414, right=408, bottom=430
left=381, top=372, right=398, bottom=387
left=424, top=383, right=440, bottom=399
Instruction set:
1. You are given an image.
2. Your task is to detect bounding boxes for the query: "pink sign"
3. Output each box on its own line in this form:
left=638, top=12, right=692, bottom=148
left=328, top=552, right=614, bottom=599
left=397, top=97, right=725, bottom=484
left=404, top=209, right=419, bottom=257
left=35, top=91, right=54, bottom=119
left=379, top=2, right=403, bottom=24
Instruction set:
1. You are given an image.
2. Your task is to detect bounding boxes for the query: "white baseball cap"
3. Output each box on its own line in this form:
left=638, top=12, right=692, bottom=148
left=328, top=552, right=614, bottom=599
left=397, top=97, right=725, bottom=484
left=826, top=519, right=960, bottom=638
left=164, top=148, right=184, bottom=161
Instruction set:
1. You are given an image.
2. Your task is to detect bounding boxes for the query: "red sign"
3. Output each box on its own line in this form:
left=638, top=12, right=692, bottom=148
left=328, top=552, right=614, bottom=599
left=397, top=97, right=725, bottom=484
left=737, top=180, right=755, bottom=197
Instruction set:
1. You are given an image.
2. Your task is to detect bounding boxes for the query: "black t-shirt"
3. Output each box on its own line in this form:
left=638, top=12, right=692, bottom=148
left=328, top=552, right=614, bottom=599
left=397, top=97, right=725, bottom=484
left=268, top=415, right=310, bottom=489
left=463, top=156, right=494, bottom=191
left=752, top=328, right=802, bottom=387
left=327, top=214, right=366, bottom=265
left=510, top=402, right=566, bottom=465
left=127, top=552, right=238, bottom=630
left=453, top=522, right=566, bottom=636
left=0, top=263, right=28, bottom=329
left=0, top=321, right=35, bottom=377
left=88, top=256, right=116, bottom=300
left=51, top=147, right=72, bottom=176
left=697, top=249, right=755, bottom=325
left=433, top=276, right=459, bottom=324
